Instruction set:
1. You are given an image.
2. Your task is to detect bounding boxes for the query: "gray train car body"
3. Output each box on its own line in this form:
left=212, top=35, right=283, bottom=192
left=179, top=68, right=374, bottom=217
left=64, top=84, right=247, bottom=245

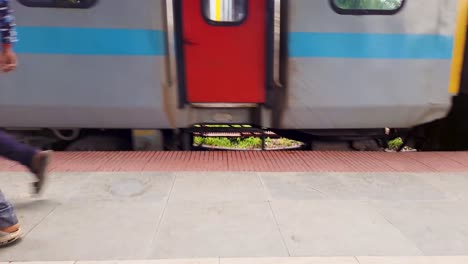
left=0, top=0, right=462, bottom=150
left=283, top=0, right=457, bottom=129
left=1, top=0, right=170, bottom=129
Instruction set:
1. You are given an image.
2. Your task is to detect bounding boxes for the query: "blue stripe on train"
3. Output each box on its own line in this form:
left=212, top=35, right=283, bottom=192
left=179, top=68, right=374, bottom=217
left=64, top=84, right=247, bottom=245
left=289, top=32, right=454, bottom=59
left=15, top=27, right=166, bottom=56
left=14, top=26, right=454, bottom=59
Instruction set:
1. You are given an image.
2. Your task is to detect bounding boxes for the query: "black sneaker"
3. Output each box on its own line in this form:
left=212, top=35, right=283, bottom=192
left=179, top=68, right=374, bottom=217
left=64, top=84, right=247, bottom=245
left=32, top=150, right=52, bottom=194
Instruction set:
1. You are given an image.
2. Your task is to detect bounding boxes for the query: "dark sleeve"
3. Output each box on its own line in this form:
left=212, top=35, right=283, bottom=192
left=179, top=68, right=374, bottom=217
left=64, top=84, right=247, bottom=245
left=0, top=0, right=17, bottom=45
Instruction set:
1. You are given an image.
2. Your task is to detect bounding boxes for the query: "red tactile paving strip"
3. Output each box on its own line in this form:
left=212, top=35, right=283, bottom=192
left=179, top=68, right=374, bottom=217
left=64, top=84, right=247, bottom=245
left=1, top=151, right=468, bottom=173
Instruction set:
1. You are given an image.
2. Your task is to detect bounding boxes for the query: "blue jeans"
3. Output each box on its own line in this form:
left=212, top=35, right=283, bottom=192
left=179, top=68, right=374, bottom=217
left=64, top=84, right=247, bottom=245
left=0, top=191, right=17, bottom=229
left=0, top=130, right=38, bottom=228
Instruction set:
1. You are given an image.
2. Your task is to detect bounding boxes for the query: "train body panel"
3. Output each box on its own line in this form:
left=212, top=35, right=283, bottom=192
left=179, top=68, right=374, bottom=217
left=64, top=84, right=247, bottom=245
left=0, top=0, right=170, bottom=128
left=0, top=55, right=169, bottom=128
left=282, top=0, right=457, bottom=129
left=283, top=58, right=453, bottom=128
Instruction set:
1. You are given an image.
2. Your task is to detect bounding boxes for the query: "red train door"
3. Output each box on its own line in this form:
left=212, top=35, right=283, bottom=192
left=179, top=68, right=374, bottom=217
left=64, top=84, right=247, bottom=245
left=181, top=0, right=267, bottom=103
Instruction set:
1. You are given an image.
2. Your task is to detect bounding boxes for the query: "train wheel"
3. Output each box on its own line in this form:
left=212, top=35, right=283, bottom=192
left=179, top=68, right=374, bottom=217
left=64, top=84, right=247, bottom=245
left=179, top=131, right=194, bottom=151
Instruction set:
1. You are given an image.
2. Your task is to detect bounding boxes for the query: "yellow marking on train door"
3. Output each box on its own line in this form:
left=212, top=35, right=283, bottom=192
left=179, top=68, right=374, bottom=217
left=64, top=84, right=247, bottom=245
left=215, top=0, right=222, bottom=21
left=449, top=0, right=468, bottom=94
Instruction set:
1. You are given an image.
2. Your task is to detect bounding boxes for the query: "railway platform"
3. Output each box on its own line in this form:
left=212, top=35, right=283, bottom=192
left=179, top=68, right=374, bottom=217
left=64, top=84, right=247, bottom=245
left=1, top=151, right=468, bottom=263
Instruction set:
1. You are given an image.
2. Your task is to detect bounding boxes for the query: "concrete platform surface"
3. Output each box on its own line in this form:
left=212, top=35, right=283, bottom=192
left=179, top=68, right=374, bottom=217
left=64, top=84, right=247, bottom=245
left=1, top=171, right=468, bottom=262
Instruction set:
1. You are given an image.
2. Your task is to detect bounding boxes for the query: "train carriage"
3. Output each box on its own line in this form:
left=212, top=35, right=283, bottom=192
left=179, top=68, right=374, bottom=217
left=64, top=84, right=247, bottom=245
left=0, top=0, right=465, bottom=151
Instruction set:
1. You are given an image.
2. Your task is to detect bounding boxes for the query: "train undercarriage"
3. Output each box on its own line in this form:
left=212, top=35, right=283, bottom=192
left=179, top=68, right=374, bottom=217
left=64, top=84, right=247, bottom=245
left=0, top=126, right=411, bottom=152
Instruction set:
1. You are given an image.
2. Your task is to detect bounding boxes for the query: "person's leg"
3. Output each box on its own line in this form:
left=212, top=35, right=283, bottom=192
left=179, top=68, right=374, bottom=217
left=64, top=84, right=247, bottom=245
left=0, top=130, right=37, bottom=169
left=0, top=190, right=18, bottom=229
left=0, top=130, right=51, bottom=194
left=0, top=190, right=21, bottom=246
